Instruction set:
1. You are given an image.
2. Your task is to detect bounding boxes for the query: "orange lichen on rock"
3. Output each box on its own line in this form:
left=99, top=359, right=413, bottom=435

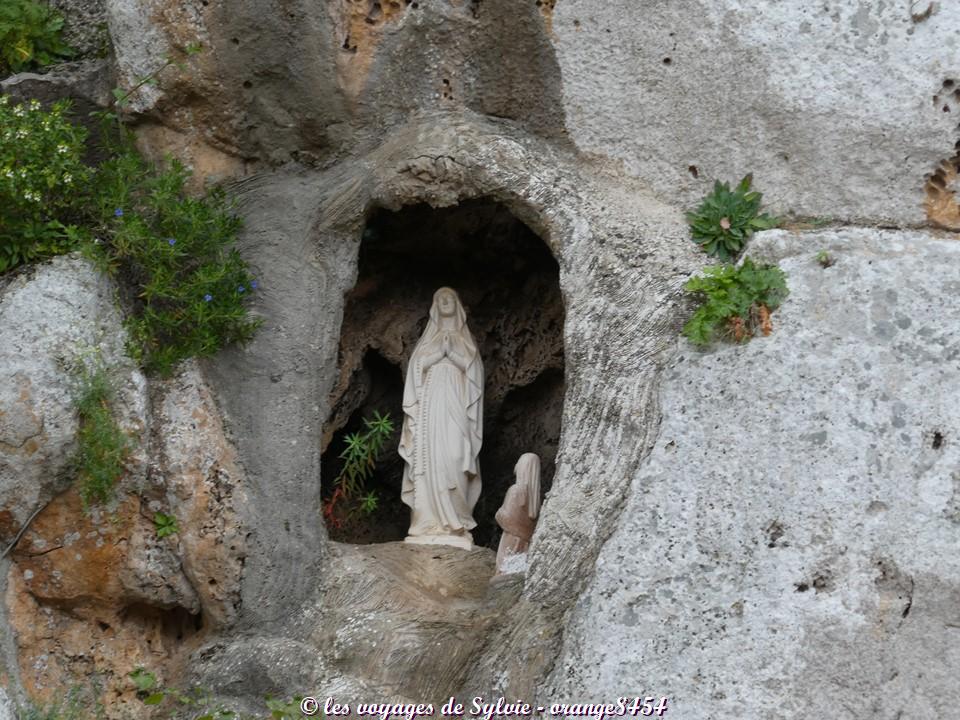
left=924, top=154, right=960, bottom=231
left=330, top=0, right=410, bottom=100
left=6, top=490, right=202, bottom=716
left=536, top=0, right=557, bottom=35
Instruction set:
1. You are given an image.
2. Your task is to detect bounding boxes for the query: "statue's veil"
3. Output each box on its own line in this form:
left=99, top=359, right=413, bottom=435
left=515, top=452, right=541, bottom=519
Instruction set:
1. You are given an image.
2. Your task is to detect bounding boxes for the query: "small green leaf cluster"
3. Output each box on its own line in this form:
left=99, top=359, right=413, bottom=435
left=0, top=0, right=73, bottom=74
left=129, top=667, right=306, bottom=719
left=682, top=257, right=788, bottom=346
left=687, top=174, right=779, bottom=260
left=325, top=411, right=395, bottom=525
left=71, top=362, right=131, bottom=508
left=89, top=145, right=261, bottom=376
left=129, top=668, right=238, bottom=718
left=815, top=249, right=836, bottom=268
left=153, top=512, right=179, bottom=538
left=17, top=690, right=101, bottom=720
left=265, top=696, right=308, bottom=719
left=0, top=97, right=90, bottom=272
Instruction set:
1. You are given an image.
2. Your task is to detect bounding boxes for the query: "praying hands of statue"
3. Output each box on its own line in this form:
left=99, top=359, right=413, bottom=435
left=444, top=334, right=470, bottom=371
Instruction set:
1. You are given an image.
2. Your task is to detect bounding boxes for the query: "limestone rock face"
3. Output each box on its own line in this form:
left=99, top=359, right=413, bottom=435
left=102, top=0, right=562, bottom=180
left=552, top=0, right=960, bottom=226
left=546, top=229, right=960, bottom=718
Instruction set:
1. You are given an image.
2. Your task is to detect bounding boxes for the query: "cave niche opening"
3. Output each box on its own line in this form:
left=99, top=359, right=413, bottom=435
left=321, top=199, right=564, bottom=549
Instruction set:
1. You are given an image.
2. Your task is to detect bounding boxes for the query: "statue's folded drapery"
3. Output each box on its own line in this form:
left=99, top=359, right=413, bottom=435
left=399, top=287, right=483, bottom=547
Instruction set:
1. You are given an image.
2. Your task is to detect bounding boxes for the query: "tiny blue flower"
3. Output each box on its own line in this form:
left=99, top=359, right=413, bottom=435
left=204, top=294, right=212, bottom=302
left=237, top=285, right=246, bottom=293
left=167, top=238, right=176, bottom=246
left=250, top=279, right=259, bottom=290
left=114, top=208, right=123, bottom=217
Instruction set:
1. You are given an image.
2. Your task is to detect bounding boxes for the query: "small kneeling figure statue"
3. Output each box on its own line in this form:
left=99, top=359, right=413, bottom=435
left=494, top=453, right=541, bottom=574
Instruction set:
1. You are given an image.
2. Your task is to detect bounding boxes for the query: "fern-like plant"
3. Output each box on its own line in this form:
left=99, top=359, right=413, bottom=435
left=687, top=174, right=779, bottom=260
left=0, top=0, right=73, bottom=74
left=682, top=257, right=788, bottom=346
left=324, top=411, right=395, bottom=527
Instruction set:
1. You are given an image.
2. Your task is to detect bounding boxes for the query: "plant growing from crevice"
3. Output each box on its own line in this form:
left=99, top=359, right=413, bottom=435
left=687, top=174, right=779, bottom=260
left=71, top=362, right=132, bottom=508
left=99, top=42, right=203, bottom=127
left=682, top=257, right=789, bottom=346
left=323, top=411, right=395, bottom=528
left=0, top=0, right=73, bottom=74
left=815, top=249, right=835, bottom=268
left=80, top=44, right=262, bottom=376
left=153, top=512, right=179, bottom=538
left=86, top=147, right=262, bottom=376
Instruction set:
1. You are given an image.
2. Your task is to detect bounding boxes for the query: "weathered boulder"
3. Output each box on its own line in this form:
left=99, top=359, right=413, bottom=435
left=0, top=259, right=247, bottom=714
left=0, top=255, right=147, bottom=547
left=545, top=228, right=960, bottom=718
left=102, top=0, right=564, bottom=181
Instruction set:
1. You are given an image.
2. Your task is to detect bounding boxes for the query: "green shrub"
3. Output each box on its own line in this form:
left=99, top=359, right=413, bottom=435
left=323, top=411, right=395, bottom=527
left=687, top=174, right=779, bottom=260
left=0, top=0, right=73, bottom=74
left=72, top=363, right=131, bottom=507
left=0, top=97, right=90, bottom=273
left=682, top=257, right=788, bottom=346
left=89, top=145, right=261, bottom=376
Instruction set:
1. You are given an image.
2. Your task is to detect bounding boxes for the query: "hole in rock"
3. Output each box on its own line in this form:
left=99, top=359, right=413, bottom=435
left=932, top=431, right=944, bottom=449
left=118, top=603, right=203, bottom=645
left=321, top=200, right=565, bottom=549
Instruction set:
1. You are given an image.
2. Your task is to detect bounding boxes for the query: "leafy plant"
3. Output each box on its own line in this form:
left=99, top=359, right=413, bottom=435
left=17, top=688, right=104, bottom=720
left=72, top=362, right=132, bottom=508
left=687, top=174, right=779, bottom=260
left=2, top=43, right=260, bottom=377
left=0, top=97, right=90, bottom=273
left=128, top=666, right=157, bottom=692
left=682, top=257, right=789, bottom=346
left=88, top=145, right=261, bottom=376
left=153, top=512, right=179, bottom=538
left=265, top=696, right=307, bottom=719
left=815, top=249, right=835, bottom=268
left=0, top=0, right=73, bottom=74
left=129, top=670, right=242, bottom=718
left=323, top=411, right=395, bottom=527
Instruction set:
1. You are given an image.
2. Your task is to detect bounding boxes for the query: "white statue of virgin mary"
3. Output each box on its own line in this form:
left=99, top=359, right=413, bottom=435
left=399, top=287, right=483, bottom=550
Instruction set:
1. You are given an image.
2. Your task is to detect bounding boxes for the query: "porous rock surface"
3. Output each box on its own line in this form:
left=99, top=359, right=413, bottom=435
left=0, top=259, right=247, bottom=714
left=546, top=228, right=960, bottom=718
